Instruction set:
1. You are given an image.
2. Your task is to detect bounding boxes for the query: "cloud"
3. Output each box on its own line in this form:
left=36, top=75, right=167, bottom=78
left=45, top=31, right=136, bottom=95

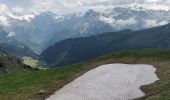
left=0, top=0, right=170, bottom=15
left=0, top=15, right=9, bottom=26
left=144, top=19, right=157, bottom=28
left=144, top=0, right=161, bottom=3
left=12, top=6, right=24, bottom=14
left=144, top=19, right=169, bottom=28
left=115, top=17, right=137, bottom=27
left=100, top=16, right=138, bottom=28
left=99, top=16, right=116, bottom=25
left=7, top=31, right=16, bottom=37
left=158, top=21, right=169, bottom=26
left=26, top=0, right=170, bottom=14
left=0, top=3, right=13, bottom=17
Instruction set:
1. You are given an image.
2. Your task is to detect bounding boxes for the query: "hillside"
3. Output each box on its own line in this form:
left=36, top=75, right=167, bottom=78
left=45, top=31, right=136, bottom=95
left=0, top=49, right=170, bottom=100
left=0, top=55, right=36, bottom=73
left=0, top=43, right=38, bottom=59
left=41, top=23, right=170, bottom=66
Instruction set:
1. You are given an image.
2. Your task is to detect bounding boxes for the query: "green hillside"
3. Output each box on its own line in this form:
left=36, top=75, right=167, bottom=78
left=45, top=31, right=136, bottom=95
left=0, top=56, right=36, bottom=73
left=23, top=57, right=42, bottom=69
left=0, top=49, right=170, bottom=100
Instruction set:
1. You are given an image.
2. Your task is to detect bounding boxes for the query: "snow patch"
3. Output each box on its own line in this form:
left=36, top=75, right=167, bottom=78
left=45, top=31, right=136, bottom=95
left=47, top=64, right=159, bottom=100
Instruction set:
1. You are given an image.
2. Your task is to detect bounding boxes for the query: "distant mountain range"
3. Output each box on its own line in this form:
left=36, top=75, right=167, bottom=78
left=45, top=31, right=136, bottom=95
left=40, top=23, right=170, bottom=67
left=1, top=6, right=170, bottom=66
left=0, top=6, right=170, bottom=53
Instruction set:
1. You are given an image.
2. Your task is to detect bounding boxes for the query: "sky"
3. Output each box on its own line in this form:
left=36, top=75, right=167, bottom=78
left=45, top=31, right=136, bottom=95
left=0, top=0, right=170, bottom=15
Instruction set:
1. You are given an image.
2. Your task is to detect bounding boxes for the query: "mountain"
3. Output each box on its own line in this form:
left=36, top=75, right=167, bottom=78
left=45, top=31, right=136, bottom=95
left=0, top=43, right=38, bottom=59
left=42, top=7, right=170, bottom=52
left=40, top=23, right=170, bottom=66
left=0, top=27, right=18, bottom=44
left=0, top=27, right=38, bottom=58
left=1, top=6, right=170, bottom=53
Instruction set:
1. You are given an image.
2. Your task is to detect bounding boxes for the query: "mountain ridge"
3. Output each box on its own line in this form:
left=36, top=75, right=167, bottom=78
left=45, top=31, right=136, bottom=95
left=0, top=43, right=38, bottom=59
left=1, top=6, right=170, bottom=53
left=40, top=23, right=170, bottom=66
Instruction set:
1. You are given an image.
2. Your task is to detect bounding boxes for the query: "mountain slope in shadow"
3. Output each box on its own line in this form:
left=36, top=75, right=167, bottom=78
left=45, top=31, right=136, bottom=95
left=41, top=23, right=170, bottom=67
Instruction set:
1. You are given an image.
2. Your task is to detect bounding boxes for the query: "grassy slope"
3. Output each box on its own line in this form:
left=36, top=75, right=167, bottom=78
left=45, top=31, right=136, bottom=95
left=0, top=56, right=35, bottom=73
left=23, top=57, right=42, bottom=69
left=0, top=49, right=170, bottom=100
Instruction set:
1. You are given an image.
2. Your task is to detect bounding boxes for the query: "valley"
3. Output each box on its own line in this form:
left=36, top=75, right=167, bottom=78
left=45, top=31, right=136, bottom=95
left=0, top=1, right=170, bottom=100
left=1, top=22, right=170, bottom=100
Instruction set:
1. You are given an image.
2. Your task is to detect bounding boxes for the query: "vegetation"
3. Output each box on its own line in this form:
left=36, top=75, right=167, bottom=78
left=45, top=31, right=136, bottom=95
left=40, top=23, right=170, bottom=67
left=0, top=56, right=36, bottom=73
left=0, top=43, right=38, bottom=59
left=0, top=49, right=170, bottom=100
left=23, top=57, right=42, bottom=69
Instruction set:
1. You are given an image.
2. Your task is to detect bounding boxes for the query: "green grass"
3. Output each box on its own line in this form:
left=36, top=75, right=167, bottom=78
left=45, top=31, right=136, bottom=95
left=0, top=49, right=170, bottom=100
left=0, top=69, right=73, bottom=100
left=23, top=57, right=42, bottom=68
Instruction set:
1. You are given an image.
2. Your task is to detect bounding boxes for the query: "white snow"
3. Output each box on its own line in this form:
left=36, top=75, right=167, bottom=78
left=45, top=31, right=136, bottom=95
left=46, top=64, right=159, bottom=100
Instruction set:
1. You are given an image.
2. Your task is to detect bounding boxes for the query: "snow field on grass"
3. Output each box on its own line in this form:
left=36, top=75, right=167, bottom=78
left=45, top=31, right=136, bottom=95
left=47, top=64, right=159, bottom=100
